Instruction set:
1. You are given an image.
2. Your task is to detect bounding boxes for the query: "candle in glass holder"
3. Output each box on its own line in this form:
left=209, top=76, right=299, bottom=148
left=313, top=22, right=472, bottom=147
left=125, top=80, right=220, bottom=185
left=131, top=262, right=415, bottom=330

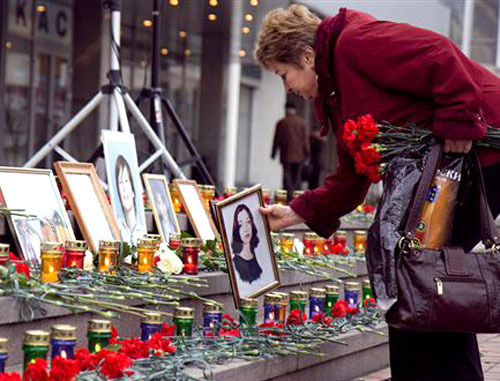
left=199, top=185, right=215, bottom=211
left=0, top=338, right=8, bottom=373
left=272, top=292, right=289, bottom=323
left=137, top=238, right=156, bottom=273
left=333, top=230, right=347, bottom=249
left=181, top=238, right=201, bottom=275
left=309, top=288, right=326, bottom=320
left=140, top=311, right=163, bottom=341
left=0, top=244, right=9, bottom=267
left=51, top=325, right=76, bottom=361
left=23, top=330, right=49, bottom=370
left=302, top=232, right=317, bottom=256
left=145, top=234, right=162, bottom=250
left=274, top=189, right=287, bottom=205
left=279, top=233, right=295, bottom=255
left=314, top=238, right=325, bottom=256
left=223, top=186, right=237, bottom=199
left=344, top=282, right=360, bottom=309
left=292, top=190, right=304, bottom=200
left=362, top=279, right=374, bottom=302
left=174, top=307, right=194, bottom=337
left=262, top=189, right=271, bottom=205
left=169, top=183, right=183, bottom=213
left=270, top=232, right=280, bottom=250
left=64, top=240, right=87, bottom=269
left=263, top=294, right=280, bottom=323
left=41, top=242, right=63, bottom=283
left=98, top=240, right=120, bottom=274
left=239, top=298, right=258, bottom=327
left=354, top=230, right=368, bottom=252
left=289, top=291, right=308, bottom=314
left=323, top=238, right=333, bottom=255
left=203, top=302, right=223, bottom=337
left=87, top=320, right=111, bottom=353
left=324, top=285, right=340, bottom=314
left=168, top=232, right=182, bottom=250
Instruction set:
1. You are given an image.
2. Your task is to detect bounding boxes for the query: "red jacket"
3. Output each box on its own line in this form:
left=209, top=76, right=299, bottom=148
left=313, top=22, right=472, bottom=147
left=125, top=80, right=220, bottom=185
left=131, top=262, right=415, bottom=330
left=290, top=8, right=500, bottom=238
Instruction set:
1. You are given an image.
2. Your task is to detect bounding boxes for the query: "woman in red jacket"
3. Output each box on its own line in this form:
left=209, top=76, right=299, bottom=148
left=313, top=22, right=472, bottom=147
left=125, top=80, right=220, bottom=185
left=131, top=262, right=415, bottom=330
left=255, top=5, right=500, bottom=381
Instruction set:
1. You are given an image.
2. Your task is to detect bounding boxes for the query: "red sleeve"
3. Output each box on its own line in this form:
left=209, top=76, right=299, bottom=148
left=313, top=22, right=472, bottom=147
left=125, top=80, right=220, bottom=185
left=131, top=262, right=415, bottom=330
left=341, top=20, right=487, bottom=140
left=290, top=141, right=370, bottom=238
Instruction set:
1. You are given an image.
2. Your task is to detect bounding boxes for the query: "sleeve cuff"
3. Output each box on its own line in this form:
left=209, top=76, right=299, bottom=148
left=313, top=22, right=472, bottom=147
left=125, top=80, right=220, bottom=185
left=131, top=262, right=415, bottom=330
left=433, top=108, right=487, bottom=140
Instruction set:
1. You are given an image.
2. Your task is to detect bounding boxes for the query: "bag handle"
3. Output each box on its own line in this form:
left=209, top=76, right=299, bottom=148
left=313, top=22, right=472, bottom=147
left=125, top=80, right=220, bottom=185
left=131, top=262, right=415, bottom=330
left=403, top=143, right=499, bottom=248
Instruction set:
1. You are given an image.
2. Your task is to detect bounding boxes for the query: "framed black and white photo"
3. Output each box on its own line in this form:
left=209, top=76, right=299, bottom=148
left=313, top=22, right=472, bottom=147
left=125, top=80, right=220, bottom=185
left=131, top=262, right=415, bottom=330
left=102, top=131, right=147, bottom=244
left=143, top=174, right=180, bottom=241
left=0, top=167, right=75, bottom=264
left=215, top=185, right=280, bottom=307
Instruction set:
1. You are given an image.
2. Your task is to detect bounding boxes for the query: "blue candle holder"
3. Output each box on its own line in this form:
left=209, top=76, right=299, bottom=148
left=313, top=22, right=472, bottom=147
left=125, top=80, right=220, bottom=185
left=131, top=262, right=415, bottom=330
left=50, top=325, right=76, bottom=360
left=344, top=282, right=360, bottom=309
left=140, top=312, right=163, bottom=342
left=309, top=288, right=326, bottom=320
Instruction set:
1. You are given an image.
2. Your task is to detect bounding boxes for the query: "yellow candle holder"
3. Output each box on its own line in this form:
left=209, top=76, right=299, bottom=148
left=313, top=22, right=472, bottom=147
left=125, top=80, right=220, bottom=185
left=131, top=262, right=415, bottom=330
left=98, top=240, right=120, bottom=274
left=314, top=238, right=325, bottom=256
left=274, top=189, right=287, bottom=205
left=279, top=233, right=295, bottom=256
left=354, top=230, right=368, bottom=252
left=40, top=242, right=63, bottom=283
left=137, top=238, right=157, bottom=273
left=169, top=183, right=182, bottom=213
left=199, top=185, right=215, bottom=211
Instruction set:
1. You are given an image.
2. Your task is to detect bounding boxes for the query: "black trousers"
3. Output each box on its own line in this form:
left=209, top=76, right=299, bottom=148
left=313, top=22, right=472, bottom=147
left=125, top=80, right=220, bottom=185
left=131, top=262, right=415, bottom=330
left=390, top=161, right=500, bottom=381
left=282, top=162, right=303, bottom=200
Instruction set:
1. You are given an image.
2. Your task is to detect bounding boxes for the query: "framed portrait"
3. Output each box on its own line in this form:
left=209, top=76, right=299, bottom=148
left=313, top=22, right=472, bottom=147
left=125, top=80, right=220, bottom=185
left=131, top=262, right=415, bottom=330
left=215, top=185, right=280, bottom=307
left=173, top=179, right=218, bottom=242
left=54, top=162, right=121, bottom=252
left=142, top=174, right=180, bottom=241
left=102, top=131, right=147, bottom=244
left=0, top=167, right=75, bottom=264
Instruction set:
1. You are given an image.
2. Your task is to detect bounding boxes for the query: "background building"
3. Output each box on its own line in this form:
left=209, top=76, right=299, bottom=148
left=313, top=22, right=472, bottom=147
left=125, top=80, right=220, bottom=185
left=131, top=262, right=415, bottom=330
left=0, top=0, right=499, bottom=190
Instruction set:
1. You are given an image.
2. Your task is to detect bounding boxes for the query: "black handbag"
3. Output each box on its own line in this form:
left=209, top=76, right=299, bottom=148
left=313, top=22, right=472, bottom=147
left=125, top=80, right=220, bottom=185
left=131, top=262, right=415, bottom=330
left=385, top=143, right=500, bottom=333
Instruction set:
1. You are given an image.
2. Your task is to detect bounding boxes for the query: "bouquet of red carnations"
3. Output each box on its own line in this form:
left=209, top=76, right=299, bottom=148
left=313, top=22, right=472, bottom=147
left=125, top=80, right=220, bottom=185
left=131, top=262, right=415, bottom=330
left=342, top=114, right=500, bottom=183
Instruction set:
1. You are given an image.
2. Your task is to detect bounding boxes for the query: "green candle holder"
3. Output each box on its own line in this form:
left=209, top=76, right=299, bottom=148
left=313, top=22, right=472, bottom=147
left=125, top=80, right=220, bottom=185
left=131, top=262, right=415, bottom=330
left=87, top=319, right=112, bottom=353
left=173, top=307, right=194, bottom=337
left=22, top=330, right=49, bottom=370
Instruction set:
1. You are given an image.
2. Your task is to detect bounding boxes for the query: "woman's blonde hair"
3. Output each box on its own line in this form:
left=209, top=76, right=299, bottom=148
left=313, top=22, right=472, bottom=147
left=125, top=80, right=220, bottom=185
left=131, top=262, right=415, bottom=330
left=254, top=4, right=321, bottom=69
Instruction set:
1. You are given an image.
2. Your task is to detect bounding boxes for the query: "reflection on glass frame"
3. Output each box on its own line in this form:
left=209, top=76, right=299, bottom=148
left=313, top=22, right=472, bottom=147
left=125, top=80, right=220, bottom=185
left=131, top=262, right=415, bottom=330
left=215, top=184, right=280, bottom=307
left=0, top=167, right=75, bottom=264
left=173, top=179, right=219, bottom=242
left=102, top=131, right=147, bottom=244
left=54, top=162, right=121, bottom=252
left=142, top=174, right=180, bottom=242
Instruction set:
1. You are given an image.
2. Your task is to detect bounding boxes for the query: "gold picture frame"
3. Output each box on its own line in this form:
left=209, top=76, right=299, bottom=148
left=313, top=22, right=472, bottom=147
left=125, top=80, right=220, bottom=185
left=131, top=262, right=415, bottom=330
left=173, top=179, right=219, bottom=241
left=215, top=184, right=280, bottom=307
left=54, top=162, right=120, bottom=252
left=142, top=174, right=180, bottom=241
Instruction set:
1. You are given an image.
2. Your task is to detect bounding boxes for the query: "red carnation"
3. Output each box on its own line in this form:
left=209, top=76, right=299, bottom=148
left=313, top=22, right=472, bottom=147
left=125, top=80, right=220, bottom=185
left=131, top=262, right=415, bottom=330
left=362, top=205, right=376, bottom=213
left=286, top=309, right=307, bottom=325
left=100, top=351, right=133, bottom=379
left=331, top=300, right=349, bottom=318
left=219, top=328, right=241, bottom=337
left=148, top=332, right=176, bottom=356
left=366, top=165, right=381, bottom=183
left=23, top=358, right=48, bottom=381
left=9, top=253, right=31, bottom=278
left=0, top=372, right=21, bottom=381
left=258, top=321, right=285, bottom=336
left=354, top=152, right=368, bottom=175
left=120, top=336, right=149, bottom=360
left=364, top=297, right=377, bottom=308
left=312, top=313, right=334, bottom=326
left=356, top=114, right=379, bottom=143
left=110, top=325, right=118, bottom=339
left=48, top=356, right=80, bottom=381
left=74, top=348, right=93, bottom=371
left=342, top=119, right=358, bottom=150
left=160, top=322, right=175, bottom=337
left=361, top=144, right=381, bottom=165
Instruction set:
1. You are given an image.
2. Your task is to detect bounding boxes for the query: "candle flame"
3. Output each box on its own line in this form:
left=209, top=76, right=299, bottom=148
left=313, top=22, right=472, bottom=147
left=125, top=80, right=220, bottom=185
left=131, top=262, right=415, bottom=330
left=142, top=257, right=148, bottom=264
left=61, top=350, right=67, bottom=359
left=95, top=343, right=101, bottom=352
left=315, top=305, right=319, bottom=312
left=49, top=264, right=54, bottom=273
left=187, top=256, right=193, bottom=264
left=104, top=257, right=110, bottom=266
left=70, top=261, right=76, bottom=267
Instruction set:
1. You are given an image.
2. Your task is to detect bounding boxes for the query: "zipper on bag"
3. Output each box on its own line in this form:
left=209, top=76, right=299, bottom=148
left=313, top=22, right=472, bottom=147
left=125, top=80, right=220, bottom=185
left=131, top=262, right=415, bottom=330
left=434, top=278, right=443, bottom=296
left=433, top=276, right=484, bottom=297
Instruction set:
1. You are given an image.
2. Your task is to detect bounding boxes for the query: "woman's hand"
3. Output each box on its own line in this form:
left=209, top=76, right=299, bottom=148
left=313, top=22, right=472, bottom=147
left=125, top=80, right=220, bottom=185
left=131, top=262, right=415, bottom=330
left=443, top=139, right=473, bottom=153
left=259, top=204, right=305, bottom=231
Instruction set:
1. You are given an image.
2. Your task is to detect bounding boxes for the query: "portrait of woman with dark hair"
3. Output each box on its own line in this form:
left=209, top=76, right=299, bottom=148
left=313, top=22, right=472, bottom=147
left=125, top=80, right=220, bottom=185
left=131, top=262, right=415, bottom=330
left=115, top=154, right=141, bottom=242
left=231, top=204, right=263, bottom=284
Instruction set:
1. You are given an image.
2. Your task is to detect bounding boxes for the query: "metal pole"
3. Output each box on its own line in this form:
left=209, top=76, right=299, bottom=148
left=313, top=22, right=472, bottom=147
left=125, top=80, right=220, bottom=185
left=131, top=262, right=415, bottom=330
left=108, top=1, right=122, bottom=132
left=462, top=0, right=475, bottom=56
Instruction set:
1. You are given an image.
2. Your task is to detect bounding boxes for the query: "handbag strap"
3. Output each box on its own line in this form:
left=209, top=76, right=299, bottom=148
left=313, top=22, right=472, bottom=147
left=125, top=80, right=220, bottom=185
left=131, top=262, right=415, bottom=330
left=403, top=143, right=499, bottom=248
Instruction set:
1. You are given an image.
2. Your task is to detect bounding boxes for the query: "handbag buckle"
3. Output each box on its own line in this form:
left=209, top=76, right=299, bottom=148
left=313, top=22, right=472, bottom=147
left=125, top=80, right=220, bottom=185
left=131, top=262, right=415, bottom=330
left=398, top=236, right=421, bottom=254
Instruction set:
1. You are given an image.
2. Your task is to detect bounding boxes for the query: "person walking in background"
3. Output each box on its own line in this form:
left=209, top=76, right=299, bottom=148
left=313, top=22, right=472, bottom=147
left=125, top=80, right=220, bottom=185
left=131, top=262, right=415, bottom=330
left=271, top=102, right=310, bottom=200
left=308, top=125, right=327, bottom=189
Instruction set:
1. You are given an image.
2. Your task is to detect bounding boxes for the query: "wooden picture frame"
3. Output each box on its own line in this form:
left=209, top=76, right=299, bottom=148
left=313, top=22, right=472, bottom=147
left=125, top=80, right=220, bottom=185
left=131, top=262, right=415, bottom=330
left=0, top=167, right=75, bottom=264
left=173, top=179, right=219, bottom=241
left=215, top=184, right=280, bottom=307
left=142, top=174, right=180, bottom=241
left=54, top=162, right=121, bottom=252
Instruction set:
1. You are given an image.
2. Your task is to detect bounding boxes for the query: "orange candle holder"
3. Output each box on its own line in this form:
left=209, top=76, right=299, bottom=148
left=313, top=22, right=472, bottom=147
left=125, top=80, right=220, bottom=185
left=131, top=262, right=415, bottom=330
left=274, top=189, right=287, bottom=205
left=64, top=240, right=87, bottom=269
left=98, top=240, right=120, bottom=274
left=199, top=185, right=215, bottom=211
left=314, top=238, right=325, bottom=256
left=137, top=238, right=156, bottom=273
left=279, top=233, right=295, bottom=256
left=41, top=242, right=63, bottom=283
left=302, top=232, right=317, bottom=256
left=169, top=183, right=183, bottom=213
left=0, top=243, right=9, bottom=267
left=354, top=230, right=368, bottom=252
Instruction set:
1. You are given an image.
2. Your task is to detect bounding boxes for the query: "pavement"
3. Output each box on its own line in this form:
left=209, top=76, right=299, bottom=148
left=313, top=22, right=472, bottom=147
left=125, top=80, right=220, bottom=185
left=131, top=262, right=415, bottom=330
left=356, top=334, right=500, bottom=381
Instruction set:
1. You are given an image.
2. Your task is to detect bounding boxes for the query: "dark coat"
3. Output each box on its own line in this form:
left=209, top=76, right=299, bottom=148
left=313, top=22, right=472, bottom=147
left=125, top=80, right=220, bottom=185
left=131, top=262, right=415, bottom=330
left=271, top=114, right=310, bottom=164
left=290, top=8, right=500, bottom=238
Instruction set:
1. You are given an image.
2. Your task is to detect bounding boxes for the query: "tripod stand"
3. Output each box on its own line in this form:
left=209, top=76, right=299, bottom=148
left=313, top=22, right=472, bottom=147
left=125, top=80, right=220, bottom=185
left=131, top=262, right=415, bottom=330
left=23, top=0, right=185, bottom=181
left=136, top=0, right=217, bottom=190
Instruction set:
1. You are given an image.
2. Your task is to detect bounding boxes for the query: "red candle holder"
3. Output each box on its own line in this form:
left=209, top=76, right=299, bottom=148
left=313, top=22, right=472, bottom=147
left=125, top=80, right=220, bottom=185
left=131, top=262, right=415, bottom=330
left=262, top=189, right=271, bottom=205
left=333, top=231, right=347, bottom=251
left=64, top=240, right=87, bottom=269
left=223, top=186, right=237, bottom=199
left=0, top=243, right=9, bottom=267
left=169, top=232, right=182, bottom=250
left=181, top=238, right=201, bottom=275
left=323, top=239, right=332, bottom=255
left=302, top=232, right=317, bottom=257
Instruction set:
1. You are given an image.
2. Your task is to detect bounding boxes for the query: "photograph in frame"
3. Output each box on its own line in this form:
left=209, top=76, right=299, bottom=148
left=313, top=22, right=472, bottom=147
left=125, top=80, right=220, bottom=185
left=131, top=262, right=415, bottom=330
left=102, top=131, right=147, bottom=244
left=54, top=162, right=121, bottom=252
left=0, top=167, right=75, bottom=264
left=143, top=174, right=180, bottom=241
left=215, top=185, right=280, bottom=307
left=173, top=179, right=218, bottom=242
